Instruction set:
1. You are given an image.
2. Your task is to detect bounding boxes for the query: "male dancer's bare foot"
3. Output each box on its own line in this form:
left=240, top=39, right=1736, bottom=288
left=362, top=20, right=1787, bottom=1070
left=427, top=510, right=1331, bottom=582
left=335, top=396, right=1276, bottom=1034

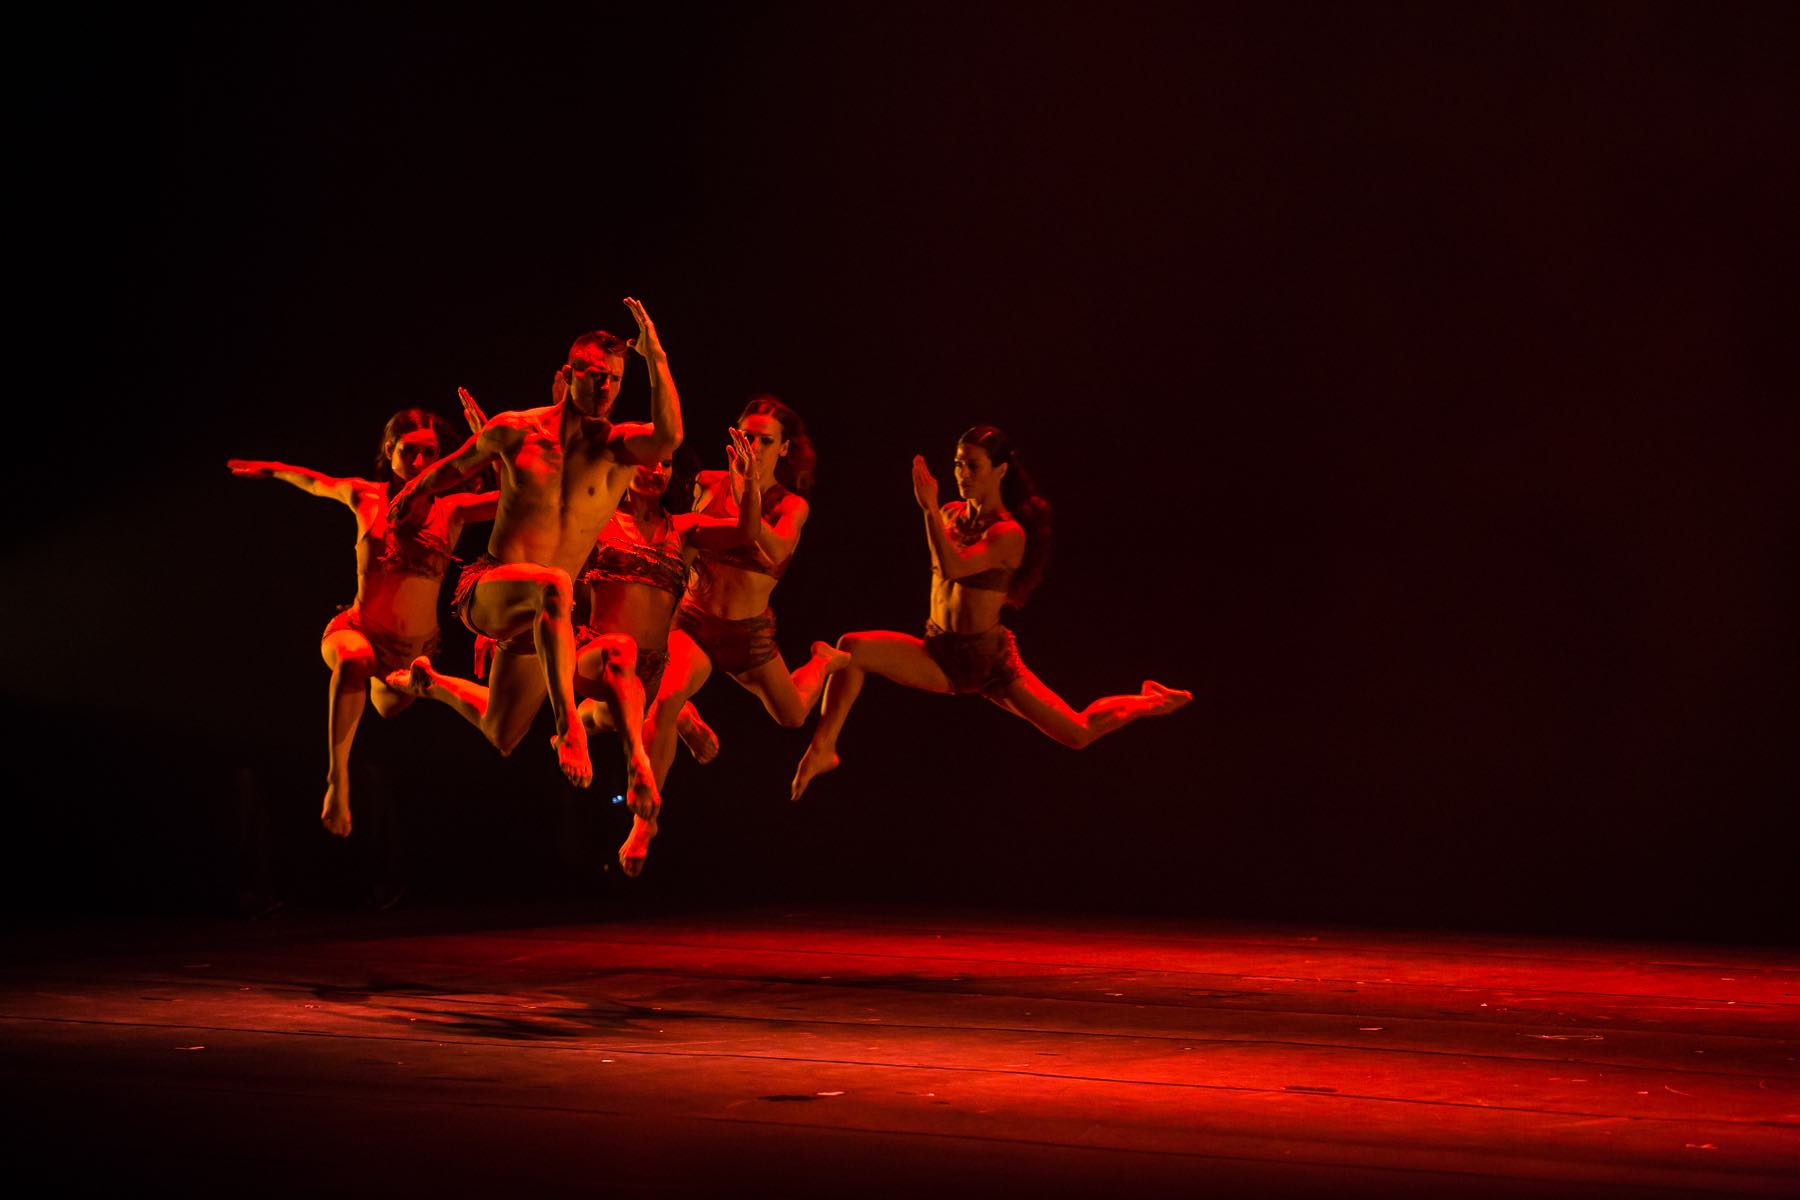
left=789, top=741, right=841, bottom=802
left=1142, top=681, right=1193, bottom=715
left=320, top=784, right=352, bottom=837
left=625, top=751, right=660, bottom=820
left=385, top=655, right=435, bottom=697
left=675, top=702, right=719, bottom=763
left=552, top=725, right=594, bottom=788
left=618, top=816, right=657, bottom=878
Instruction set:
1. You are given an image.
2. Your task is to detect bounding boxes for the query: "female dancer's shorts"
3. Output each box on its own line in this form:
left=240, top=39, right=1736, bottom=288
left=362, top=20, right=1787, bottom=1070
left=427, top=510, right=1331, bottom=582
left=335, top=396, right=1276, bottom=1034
left=923, top=620, right=1024, bottom=698
left=322, top=605, right=441, bottom=676
left=571, top=629, right=671, bottom=703
left=674, top=596, right=779, bottom=674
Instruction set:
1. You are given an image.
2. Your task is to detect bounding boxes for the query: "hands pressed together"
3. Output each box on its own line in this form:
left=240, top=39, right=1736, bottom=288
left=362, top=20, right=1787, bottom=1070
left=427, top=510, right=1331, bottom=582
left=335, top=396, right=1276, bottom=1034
left=910, top=454, right=939, bottom=510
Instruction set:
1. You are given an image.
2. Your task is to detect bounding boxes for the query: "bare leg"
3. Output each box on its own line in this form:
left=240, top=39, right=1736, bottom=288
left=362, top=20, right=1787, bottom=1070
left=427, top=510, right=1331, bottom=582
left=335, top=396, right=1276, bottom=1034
left=465, top=567, right=590, bottom=786
left=367, top=676, right=416, bottom=719
left=991, top=671, right=1192, bottom=748
left=645, top=629, right=713, bottom=791
left=320, top=629, right=378, bottom=837
left=733, top=640, right=852, bottom=728
left=575, top=690, right=660, bottom=877
left=386, top=655, right=492, bottom=731
left=575, top=634, right=659, bottom=820
left=791, top=631, right=952, bottom=800
left=675, top=702, right=718, bottom=763
left=617, top=815, right=657, bottom=878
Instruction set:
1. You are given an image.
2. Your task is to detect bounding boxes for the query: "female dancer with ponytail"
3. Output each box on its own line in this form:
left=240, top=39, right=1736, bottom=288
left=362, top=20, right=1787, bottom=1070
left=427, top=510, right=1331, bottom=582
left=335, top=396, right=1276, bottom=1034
left=227, top=409, right=497, bottom=835
left=790, top=425, right=1189, bottom=800
left=644, top=396, right=848, bottom=791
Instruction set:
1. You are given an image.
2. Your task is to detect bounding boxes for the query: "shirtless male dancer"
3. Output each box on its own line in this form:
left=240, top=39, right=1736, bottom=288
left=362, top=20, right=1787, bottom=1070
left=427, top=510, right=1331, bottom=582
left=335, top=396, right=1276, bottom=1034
left=386, top=298, right=680, bottom=813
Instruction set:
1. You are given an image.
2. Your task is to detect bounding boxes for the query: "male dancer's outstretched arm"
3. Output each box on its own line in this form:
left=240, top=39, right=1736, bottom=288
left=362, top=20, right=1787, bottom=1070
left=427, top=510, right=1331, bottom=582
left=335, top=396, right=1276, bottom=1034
left=615, top=296, right=682, bottom=464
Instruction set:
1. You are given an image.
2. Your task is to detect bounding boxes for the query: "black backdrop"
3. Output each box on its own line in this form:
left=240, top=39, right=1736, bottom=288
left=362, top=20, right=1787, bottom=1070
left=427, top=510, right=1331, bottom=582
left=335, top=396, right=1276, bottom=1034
left=8, top=4, right=1795, bottom=940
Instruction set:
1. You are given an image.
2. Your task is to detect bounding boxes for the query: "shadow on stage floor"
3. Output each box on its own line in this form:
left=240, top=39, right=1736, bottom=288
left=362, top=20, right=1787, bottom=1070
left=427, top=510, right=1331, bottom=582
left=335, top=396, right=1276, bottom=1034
left=2, top=902, right=1795, bottom=1197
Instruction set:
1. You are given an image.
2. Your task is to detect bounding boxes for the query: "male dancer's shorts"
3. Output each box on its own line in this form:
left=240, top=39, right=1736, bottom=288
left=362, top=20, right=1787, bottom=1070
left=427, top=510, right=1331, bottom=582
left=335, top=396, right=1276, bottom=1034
left=321, top=605, right=441, bottom=676
left=922, top=621, right=1024, bottom=698
left=457, top=554, right=541, bottom=673
left=673, top=596, right=779, bottom=674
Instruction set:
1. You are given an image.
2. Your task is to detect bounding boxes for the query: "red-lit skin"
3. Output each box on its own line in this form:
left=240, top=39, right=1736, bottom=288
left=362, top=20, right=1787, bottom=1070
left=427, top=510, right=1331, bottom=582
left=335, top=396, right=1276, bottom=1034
left=227, top=426, right=498, bottom=837
left=642, top=413, right=850, bottom=794
left=393, top=436, right=761, bottom=875
left=385, top=298, right=681, bottom=806
left=790, top=442, right=1192, bottom=800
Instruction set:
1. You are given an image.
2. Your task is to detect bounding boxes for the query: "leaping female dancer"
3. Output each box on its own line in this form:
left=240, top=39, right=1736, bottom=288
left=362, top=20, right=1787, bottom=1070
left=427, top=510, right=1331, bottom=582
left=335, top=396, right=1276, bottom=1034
left=228, top=409, right=497, bottom=835
left=389, top=430, right=763, bottom=876
left=790, top=425, right=1189, bottom=800
left=643, top=396, right=848, bottom=790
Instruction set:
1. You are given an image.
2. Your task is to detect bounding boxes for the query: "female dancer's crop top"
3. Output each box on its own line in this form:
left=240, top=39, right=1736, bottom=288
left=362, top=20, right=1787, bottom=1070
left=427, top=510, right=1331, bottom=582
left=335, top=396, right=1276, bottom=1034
left=582, top=512, right=687, bottom=596
left=944, top=502, right=1016, bottom=593
left=362, top=522, right=454, bottom=581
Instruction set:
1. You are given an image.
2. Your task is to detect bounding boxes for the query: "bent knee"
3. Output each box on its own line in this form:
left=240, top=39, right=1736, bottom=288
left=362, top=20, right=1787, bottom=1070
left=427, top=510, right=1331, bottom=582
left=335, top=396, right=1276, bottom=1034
left=836, top=632, right=874, bottom=663
left=334, top=647, right=378, bottom=677
left=596, top=633, right=637, bottom=669
left=485, top=720, right=529, bottom=756
left=536, top=570, right=574, bottom=616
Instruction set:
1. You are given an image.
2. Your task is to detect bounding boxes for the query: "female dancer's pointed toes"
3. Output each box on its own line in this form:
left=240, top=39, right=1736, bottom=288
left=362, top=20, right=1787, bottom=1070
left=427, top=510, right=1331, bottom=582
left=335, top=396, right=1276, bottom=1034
left=386, top=655, right=435, bottom=696
left=813, top=640, right=852, bottom=673
left=320, top=786, right=353, bottom=837
left=553, top=729, right=594, bottom=788
left=790, top=745, right=841, bottom=801
left=619, top=817, right=656, bottom=878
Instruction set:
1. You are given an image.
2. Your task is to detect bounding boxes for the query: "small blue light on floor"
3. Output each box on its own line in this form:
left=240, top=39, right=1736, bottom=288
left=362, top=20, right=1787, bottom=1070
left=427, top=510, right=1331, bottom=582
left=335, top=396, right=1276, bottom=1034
left=610, top=793, right=626, bottom=806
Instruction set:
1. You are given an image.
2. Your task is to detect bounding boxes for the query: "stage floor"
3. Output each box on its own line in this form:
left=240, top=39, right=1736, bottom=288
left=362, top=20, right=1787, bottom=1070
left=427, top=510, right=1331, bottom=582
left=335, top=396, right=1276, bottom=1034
left=2, top=904, right=1795, bottom=1197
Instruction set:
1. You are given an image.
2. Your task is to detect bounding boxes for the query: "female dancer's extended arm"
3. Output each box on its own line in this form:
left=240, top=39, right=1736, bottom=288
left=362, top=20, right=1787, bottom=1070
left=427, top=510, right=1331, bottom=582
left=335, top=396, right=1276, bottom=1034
left=227, top=459, right=363, bottom=508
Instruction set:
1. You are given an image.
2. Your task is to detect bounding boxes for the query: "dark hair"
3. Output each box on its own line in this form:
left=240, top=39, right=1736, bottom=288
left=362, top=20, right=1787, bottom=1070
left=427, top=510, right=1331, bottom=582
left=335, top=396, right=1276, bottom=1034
left=738, top=394, right=817, bottom=495
left=567, top=329, right=630, bottom=364
left=375, top=408, right=454, bottom=481
left=664, top=443, right=704, bottom=515
left=958, top=424, right=1051, bottom=609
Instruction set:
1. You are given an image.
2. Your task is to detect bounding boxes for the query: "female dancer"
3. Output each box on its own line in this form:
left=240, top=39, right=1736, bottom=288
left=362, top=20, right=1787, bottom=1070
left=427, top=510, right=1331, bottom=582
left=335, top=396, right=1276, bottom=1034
left=227, top=409, right=497, bottom=836
left=390, top=432, right=762, bottom=873
left=790, top=425, right=1189, bottom=800
left=644, top=396, right=848, bottom=790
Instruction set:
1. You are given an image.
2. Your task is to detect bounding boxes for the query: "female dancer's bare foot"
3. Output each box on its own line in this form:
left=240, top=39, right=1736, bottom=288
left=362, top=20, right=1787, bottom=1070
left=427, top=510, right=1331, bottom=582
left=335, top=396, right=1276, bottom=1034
left=789, top=741, right=841, bottom=801
left=552, top=725, right=594, bottom=788
left=384, top=655, right=435, bottom=697
left=675, top=702, right=719, bottom=763
left=618, top=816, right=657, bottom=878
left=814, top=640, right=852, bottom=674
left=320, top=784, right=352, bottom=837
left=1142, top=681, right=1193, bottom=715
left=625, top=751, right=660, bottom=820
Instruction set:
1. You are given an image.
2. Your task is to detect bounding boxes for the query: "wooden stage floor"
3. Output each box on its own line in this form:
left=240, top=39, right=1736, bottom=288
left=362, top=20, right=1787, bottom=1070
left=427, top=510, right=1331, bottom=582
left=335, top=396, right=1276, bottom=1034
left=2, top=904, right=1795, bottom=1197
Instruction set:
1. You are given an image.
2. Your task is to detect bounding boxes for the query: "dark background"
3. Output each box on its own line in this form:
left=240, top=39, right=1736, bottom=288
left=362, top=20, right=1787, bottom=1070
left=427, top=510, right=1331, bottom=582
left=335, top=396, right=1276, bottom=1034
left=7, top=4, right=1795, bottom=940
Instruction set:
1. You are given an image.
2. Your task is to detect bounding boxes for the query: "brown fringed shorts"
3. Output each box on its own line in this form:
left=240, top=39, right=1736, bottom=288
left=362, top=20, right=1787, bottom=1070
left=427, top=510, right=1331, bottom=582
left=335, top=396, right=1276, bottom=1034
left=923, top=621, right=1024, bottom=698
left=674, top=596, right=779, bottom=674
left=322, top=606, right=441, bottom=676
